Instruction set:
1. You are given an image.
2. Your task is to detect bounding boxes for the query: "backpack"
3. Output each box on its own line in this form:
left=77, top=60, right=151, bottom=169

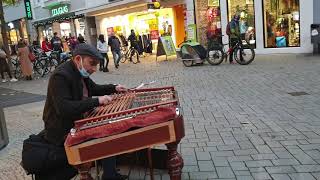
left=226, top=22, right=231, bottom=36
left=21, top=132, right=67, bottom=175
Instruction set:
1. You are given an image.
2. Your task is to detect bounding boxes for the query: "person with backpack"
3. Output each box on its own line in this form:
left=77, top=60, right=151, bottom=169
left=227, top=14, right=243, bottom=64
left=108, top=32, right=122, bottom=69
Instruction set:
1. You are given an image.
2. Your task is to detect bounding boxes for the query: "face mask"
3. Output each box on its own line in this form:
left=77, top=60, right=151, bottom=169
left=79, top=57, right=90, bottom=78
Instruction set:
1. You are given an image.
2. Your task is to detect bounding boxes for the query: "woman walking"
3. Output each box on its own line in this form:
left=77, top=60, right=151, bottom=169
left=17, top=40, right=33, bottom=80
left=0, top=47, right=18, bottom=82
left=97, top=34, right=109, bottom=72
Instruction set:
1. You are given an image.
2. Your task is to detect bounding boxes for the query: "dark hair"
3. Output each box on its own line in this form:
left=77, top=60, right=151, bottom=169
left=17, top=40, right=26, bottom=48
left=98, top=34, right=105, bottom=43
left=54, top=32, right=58, bottom=36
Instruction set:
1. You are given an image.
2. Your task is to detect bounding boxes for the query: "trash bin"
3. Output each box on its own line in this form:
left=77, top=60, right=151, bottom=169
left=311, top=24, right=320, bottom=54
left=0, top=107, right=9, bottom=150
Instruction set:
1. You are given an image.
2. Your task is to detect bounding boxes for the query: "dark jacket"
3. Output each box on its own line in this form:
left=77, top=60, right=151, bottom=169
left=42, top=60, right=117, bottom=146
left=108, top=36, right=121, bottom=51
left=50, top=36, right=62, bottom=51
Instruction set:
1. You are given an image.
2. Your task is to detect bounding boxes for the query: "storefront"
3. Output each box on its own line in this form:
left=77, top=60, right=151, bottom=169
left=32, top=2, right=85, bottom=43
left=81, top=0, right=186, bottom=53
left=195, top=0, right=313, bottom=54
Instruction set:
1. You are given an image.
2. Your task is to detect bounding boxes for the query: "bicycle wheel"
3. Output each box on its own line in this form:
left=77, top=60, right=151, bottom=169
left=207, top=49, right=224, bottom=65
left=13, top=62, right=22, bottom=79
left=119, top=51, right=127, bottom=63
left=131, top=49, right=140, bottom=64
left=234, top=46, right=255, bottom=65
left=34, top=60, right=44, bottom=76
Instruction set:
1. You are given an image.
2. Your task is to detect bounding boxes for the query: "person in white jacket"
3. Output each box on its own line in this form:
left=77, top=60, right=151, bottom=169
left=97, top=34, right=109, bottom=72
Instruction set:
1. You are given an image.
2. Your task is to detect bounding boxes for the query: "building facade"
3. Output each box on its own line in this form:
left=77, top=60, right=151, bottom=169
left=195, top=0, right=313, bottom=54
left=1, top=1, right=32, bottom=52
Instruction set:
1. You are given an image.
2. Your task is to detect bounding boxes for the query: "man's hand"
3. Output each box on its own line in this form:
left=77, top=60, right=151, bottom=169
left=115, top=84, right=128, bottom=92
left=98, top=95, right=113, bottom=105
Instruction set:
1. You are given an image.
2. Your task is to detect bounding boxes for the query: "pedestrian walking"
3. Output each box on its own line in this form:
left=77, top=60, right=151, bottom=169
left=17, top=40, right=33, bottom=80
left=51, top=32, right=63, bottom=64
left=97, top=34, right=109, bottom=72
left=0, top=47, right=18, bottom=82
left=228, top=14, right=243, bottom=64
left=108, top=32, right=122, bottom=69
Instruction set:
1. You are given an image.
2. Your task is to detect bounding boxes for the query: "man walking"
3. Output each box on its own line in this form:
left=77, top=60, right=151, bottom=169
left=108, top=32, right=122, bottom=68
left=51, top=32, right=63, bottom=64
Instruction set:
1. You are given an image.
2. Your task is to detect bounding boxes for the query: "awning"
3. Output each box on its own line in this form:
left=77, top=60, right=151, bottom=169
left=32, top=12, right=84, bottom=27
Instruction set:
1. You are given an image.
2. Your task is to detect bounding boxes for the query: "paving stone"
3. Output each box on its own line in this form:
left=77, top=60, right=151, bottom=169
left=252, top=154, right=278, bottom=160
left=233, top=170, right=251, bottom=176
left=270, top=174, right=291, bottom=180
left=212, top=157, right=229, bottom=167
left=198, top=160, right=215, bottom=171
left=265, top=166, right=296, bottom=174
left=272, top=159, right=300, bottom=166
left=236, top=176, right=254, bottom=180
left=251, top=172, right=272, bottom=180
left=289, top=173, right=316, bottom=180
left=230, top=162, right=248, bottom=171
left=216, top=167, right=235, bottom=178
left=245, top=160, right=273, bottom=168
left=196, top=151, right=211, bottom=160
left=293, top=165, right=320, bottom=173
left=255, top=145, right=273, bottom=154
left=189, top=172, right=218, bottom=179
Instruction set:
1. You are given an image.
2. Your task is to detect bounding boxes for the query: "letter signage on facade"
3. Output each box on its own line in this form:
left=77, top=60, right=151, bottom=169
left=51, top=5, right=70, bottom=17
left=24, top=0, right=33, bottom=20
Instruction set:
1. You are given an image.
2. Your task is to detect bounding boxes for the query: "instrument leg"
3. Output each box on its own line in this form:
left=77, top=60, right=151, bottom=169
left=75, top=162, right=94, bottom=180
left=147, top=148, right=154, bottom=180
left=166, top=141, right=183, bottom=180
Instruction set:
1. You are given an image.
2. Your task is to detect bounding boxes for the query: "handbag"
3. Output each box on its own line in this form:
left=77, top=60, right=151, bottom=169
left=0, top=49, right=6, bottom=59
left=21, top=132, right=67, bottom=175
left=28, top=52, right=36, bottom=62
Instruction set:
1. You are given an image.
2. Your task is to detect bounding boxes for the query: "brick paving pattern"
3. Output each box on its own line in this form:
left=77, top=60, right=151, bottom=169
left=1, top=54, right=320, bottom=179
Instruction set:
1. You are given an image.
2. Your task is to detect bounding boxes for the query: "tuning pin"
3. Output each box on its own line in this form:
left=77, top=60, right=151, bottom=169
left=70, top=128, right=76, bottom=136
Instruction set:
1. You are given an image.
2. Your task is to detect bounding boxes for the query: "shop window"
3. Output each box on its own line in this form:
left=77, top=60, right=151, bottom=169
left=263, top=0, right=300, bottom=48
left=227, top=0, right=256, bottom=47
left=207, top=0, right=222, bottom=49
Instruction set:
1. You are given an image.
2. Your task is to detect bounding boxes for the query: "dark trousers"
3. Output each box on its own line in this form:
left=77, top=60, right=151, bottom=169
left=229, top=38, right=243, bottom=63
left=100, top=53, right=109, bottom=70
left=0, top=58, right=12, bottom=79
left=35, top=157, right=117, bottom=180
left=112, top=50, right=121, bottom=66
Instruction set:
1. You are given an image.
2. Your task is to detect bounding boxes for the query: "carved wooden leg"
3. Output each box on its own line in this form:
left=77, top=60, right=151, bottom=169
left=166, top=141, right=184, bottom=180
left=75, top=162, right=94, bottom=180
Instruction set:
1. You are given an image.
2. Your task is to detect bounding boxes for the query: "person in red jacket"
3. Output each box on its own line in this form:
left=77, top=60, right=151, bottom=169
left=41, top=37, right=52, bottom=52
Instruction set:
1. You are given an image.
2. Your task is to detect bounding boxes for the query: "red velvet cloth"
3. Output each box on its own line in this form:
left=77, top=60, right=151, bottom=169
left=65, top=107, right=176, bottom=147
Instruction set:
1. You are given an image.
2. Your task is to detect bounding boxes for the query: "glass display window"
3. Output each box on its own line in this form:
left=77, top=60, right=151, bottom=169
left=263, top=0, right=300, bottom=48
left=207, top=1, right=223, bottom=49
left=227, top=0, right=256, bottom=47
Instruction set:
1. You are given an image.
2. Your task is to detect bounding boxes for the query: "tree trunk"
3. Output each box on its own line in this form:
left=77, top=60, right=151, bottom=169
left=0, top=0, right=13, bottom=70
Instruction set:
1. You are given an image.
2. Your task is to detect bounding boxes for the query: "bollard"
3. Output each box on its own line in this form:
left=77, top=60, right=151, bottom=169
left=0, top=107, right=9, bottom=150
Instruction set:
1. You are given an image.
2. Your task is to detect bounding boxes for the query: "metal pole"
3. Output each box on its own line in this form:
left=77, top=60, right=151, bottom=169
left=0, top=107, right=9, bottom=150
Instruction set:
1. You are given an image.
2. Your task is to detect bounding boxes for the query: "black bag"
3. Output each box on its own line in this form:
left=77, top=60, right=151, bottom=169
left=21, top=132, right=68, bottom=175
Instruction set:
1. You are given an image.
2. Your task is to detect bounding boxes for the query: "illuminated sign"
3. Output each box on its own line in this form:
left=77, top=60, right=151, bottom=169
left=51, top=5, right=69, bottom=17
left=24, top=0, right=33, bottom=20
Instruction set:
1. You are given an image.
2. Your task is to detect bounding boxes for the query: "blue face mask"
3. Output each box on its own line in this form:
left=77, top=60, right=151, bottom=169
left=79, top=57, right=90, bottom=78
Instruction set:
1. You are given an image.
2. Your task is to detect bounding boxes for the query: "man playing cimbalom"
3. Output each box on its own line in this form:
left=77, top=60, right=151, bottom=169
left=39, top=43, right=128, bottom=180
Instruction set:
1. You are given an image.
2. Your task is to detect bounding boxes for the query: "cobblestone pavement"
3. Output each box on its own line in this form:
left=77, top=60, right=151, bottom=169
left=1, top=54, right=320, bottom=180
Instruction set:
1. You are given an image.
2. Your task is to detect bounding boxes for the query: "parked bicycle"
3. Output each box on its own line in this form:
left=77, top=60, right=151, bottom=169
left=179, top=35, right=255, bottom=67
left=119, top=46, right=140, bottom=64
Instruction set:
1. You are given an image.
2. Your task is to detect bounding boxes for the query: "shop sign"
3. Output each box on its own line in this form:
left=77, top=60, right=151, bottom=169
left=51, top=4, right=70, bottom=17
left=208, top=0, right=219, bottom=7
left=159, top=36, right=176, bottom=56
left=187, top=24, right=197, bottom=42
left=24, top=0, right=33, bottom=20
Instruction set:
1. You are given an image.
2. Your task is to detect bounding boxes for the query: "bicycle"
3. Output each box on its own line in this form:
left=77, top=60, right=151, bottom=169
left=207, top=36, right=255, bottom=65
left=11, top=57, right=22, bottom=79
left=179, top=36, right=255, bottom=66
left=119, top=46, right=140, bottom=64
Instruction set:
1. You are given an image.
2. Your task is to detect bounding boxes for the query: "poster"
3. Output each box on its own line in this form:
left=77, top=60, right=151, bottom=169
left=150, top=30, right=159, bottom=40
left=208, top=0, right=219, bottom=7
left=187, top=24, right=197, bottom=42
left=161, top=36, right=176, bottom=56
